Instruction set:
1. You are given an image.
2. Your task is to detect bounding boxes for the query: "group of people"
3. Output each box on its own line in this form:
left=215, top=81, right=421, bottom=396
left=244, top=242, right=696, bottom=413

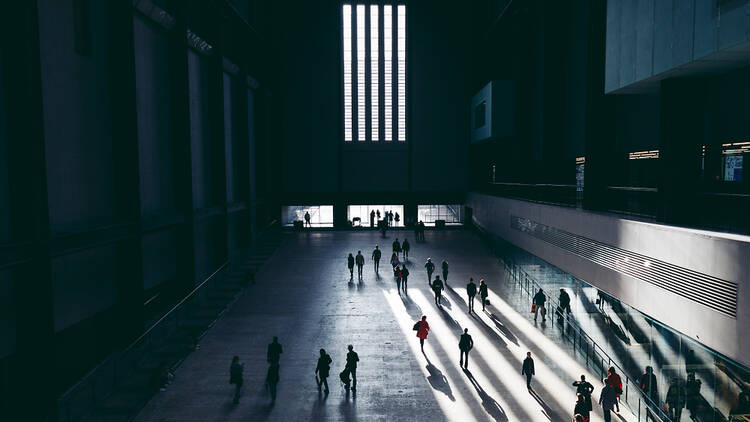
left=369, top=209, right=399, bottom=228
left=229, top=336, right=283, bottom=404
left=228, top=338, right=362, bottom=404
left=412, top=315, right=475, bottom=369
left=347, top=239, right=414, bottom=290
left=413, top=220, right=426, bottom=241
left=531, top=287, right=572, bottom=323
left=569, top=367, right=625, bottom=422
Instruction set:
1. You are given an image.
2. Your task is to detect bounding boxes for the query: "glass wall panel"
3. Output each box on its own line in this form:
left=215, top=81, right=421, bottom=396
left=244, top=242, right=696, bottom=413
left=417, top=205, right=464, bottom=225
left=347, top=205, right=403, bottom=227
left=281, top=205, right=333, bottom=227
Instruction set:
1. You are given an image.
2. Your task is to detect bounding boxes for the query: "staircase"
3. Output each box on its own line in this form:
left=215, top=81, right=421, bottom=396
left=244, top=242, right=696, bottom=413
left=59, top=234, right=281, bottom=422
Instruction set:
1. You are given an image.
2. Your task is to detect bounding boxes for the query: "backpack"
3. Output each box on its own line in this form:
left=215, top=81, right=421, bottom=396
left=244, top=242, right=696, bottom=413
left=413, top=321, right=420, bottom=331
left=339, top=369, right=350, bottom=384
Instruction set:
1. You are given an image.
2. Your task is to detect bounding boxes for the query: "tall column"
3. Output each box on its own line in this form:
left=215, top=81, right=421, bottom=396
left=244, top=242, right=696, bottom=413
left=658, top=78, right=706, bottom=225
left=582, top=0, right=613, bottom=211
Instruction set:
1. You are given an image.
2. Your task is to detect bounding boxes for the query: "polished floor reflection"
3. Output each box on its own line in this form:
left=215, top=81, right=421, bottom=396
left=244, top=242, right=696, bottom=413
left=135, top=230, right=637, bottom=421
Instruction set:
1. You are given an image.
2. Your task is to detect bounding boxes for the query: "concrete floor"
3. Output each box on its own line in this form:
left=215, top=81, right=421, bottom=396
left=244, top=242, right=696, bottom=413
left=135, top=230, right=637, bottom=422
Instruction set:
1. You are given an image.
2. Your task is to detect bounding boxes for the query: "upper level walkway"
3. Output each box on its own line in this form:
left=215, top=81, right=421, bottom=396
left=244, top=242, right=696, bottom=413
left=134, top=230, right=639, bottom=421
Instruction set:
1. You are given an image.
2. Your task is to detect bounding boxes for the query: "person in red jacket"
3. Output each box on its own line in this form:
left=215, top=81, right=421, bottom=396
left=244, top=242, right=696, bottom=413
left=605, top=366, right=623, bottom=413
left=416, top=315, right=430, bottom=352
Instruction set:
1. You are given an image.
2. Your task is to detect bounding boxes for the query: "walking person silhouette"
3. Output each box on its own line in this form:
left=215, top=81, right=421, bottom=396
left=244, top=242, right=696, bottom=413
left=355, top=251, right=365, bottom=279
left=315, top=349, right=332, bottom=394
left=347, top=253, right=354, bottom=280
left=371, top=245, right=381, bottom=273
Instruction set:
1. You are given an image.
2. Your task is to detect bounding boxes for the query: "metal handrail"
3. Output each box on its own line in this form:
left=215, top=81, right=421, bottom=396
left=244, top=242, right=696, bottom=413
left=503, top=260, right=668, bottom=422
left=57, top=261, right=229, bottom=419
left=489, top=182, right=576, bottom=188
left=124, top=262, right=228, bottom=356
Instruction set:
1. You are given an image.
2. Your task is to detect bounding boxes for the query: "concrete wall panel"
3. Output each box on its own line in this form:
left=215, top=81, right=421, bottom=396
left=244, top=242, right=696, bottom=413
left=134, top=16, right=177, bottom=218
left=141, top=229, right=179, bottom=291
left=38, top=0, right=118, bottom=232
left=52, top=245, right=119, bottom=332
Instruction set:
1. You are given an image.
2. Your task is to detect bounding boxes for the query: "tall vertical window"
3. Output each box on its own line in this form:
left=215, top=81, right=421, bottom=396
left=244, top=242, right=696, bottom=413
left=370, top=5, right=379, bottom=141
left=356, top=5, right=366, bottom=141
left=343, top=4, right=406, bottom=143
left=384, top=5, right=393, bottom=141
left=343, top=5, right=352, bottom=141
left=397, top=5, right=406, bottom=141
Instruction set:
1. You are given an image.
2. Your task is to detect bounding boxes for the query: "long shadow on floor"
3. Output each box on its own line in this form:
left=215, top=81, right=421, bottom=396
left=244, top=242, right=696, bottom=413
left=400, top=294, right=424, bottom=321
left=424, top=353, right=456, bottom=401
left=462, top=369, right=508, bottom=422
left=465, top=312, right=508, bottom=349
left=437, top=305, right=463, bottom=333
left=488, top=313, right=520, bottom=346
left=443, top=287, right=509, bottom=348
left=528, top=387, right=555, bottom=421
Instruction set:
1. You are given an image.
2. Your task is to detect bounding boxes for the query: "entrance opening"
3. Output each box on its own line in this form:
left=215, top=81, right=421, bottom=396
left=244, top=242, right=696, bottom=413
left=347, top=205, right=404, bottom=227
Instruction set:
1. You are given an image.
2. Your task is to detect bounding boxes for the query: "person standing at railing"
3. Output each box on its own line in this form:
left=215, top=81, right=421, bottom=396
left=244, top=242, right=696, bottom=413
left=533, top=288, right=547, bottom=322
left=229, top=356, right=244, bottom=404
left=558, top=288, right=571, bottom=320
left=639, top=366, right=659, bottom=409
